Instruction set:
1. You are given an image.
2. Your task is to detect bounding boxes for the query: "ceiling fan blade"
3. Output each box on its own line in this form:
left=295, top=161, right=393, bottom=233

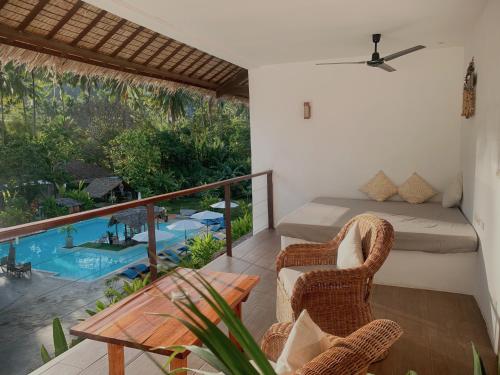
left=383, top=45, right=425, bottom=61
left=376, top=63, right=396, bottom=72
left=316, top=61, right=366, bottom=65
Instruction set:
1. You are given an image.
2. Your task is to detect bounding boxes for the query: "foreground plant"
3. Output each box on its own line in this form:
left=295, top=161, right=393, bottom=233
left=40, top=318, right=81, bottom=364
left=405, top=343, right=486, bottom=375
left=153, top=271, right=276, bottom=374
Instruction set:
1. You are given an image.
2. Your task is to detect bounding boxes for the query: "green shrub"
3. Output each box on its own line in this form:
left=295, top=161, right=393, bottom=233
left=231, top=211, right=252, bottom=241
left=200, top=191, right=220, bottom=211
left=0, top=190, right=33, bottom=226
left=63, top=189, right=95, bottom=210
left=187, top=234, right=224, bottom=269
left=41, top=197, right=67, bottom=218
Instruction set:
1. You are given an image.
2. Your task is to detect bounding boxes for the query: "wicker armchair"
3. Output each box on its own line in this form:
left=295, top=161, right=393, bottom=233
left=261, top=319, right=402, bottom=375
left=276, top=214, right=394, bottom=337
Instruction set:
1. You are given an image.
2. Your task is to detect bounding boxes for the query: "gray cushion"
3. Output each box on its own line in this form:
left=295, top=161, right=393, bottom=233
left=277, top=197, right=478, bottom=254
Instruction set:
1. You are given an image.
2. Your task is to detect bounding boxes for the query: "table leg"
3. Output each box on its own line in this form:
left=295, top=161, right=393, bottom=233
left=170, top=356, right=188, bottom=375
left=107, top=343, right=125, bottom=375
left=229, top=302, right=243, bottom=351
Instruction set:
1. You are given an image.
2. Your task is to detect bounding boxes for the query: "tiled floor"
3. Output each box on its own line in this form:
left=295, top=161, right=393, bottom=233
left=27, top=229, right=497, bottom=375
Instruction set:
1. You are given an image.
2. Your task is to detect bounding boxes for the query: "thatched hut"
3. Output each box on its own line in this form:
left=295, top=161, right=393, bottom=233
left=84, top=177, right=131, bottom=201
left=108, top=206, right=166, bottom=240
left=55, top=197, right=81, bottom=213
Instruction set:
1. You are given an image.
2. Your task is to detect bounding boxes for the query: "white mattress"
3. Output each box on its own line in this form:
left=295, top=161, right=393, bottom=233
left=277, top=197, right=478, bottom=254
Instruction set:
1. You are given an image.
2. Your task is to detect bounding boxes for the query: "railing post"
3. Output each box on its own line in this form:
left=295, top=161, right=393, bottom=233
left=267, top=171, right=274, bottom=229
left=146, top=204, right=158, bottom=280
left=224, top=184, right=233, bottom=257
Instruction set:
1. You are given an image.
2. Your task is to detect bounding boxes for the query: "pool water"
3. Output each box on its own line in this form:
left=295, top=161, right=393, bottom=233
left=0, top=218, right=198, bottom=282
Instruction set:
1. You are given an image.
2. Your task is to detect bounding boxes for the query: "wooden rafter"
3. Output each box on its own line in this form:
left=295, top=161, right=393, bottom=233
left=156, top=43, right=185, bottom=69
left=128, top=32, right=157, bottom=62
left=0, top=0, right=10, bottom=11
left=110, top=26, right=144, bottom=57
left=216, top=69, right=248, bottom=97
left=0, top=24, right=217, bottom=90
left=92, top=18, right=126, bottom=52
left=169, top=48, right=196, bottom=71
left=16, top=0, right=50, bottom=30
left=143, top=39, right=173, bottom=66
left=214, top=65, right=240, bottom=84
left=46, top=1, right=83, bottom=39
left=188, top=55, right=213, bottom=77
left=199, top=59, right=226, bottom=80
left=71, top=9, right=106, bottom=46
left=0, top=0, right=248, bottom=98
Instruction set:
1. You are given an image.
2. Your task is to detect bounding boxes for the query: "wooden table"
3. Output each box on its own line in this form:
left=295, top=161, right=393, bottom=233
left=70, top=268, right=260, bottom=375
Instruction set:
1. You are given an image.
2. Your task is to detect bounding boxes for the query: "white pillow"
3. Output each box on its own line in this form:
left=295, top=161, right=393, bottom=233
left=336, top=222, right=364, bottom=269
left=442, top=173, right=463, bottom=208
left=275, top=310, right=331, bottom=374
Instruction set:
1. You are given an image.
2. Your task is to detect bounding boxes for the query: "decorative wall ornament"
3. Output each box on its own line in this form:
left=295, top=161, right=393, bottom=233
left=461, top=58, right=477, bottom=119
left=304, top=102, right=311, bottom=119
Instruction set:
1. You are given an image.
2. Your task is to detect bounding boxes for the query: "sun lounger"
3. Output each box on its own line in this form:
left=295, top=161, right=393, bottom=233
left=158, top=249, right=182, bottom=264
left=177, top=246, right=190, bottom=255
left=131, top=264, right=149, bottom=273
left=179, top=209, right=197, bottom=218
left=119, top=268, right=141, bottom=279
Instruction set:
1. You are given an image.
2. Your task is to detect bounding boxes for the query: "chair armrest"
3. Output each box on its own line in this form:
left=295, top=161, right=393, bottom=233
left=260, top=322, right=293, bottom=362
left=276, top=243, right=339, bottom=273
left=290, top=267, right=369, bottom=315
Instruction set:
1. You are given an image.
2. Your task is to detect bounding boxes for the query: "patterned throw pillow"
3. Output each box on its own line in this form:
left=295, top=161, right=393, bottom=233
left=398, top=173, right=436, bottom=204
left=359, top=171, right=398, bottom=202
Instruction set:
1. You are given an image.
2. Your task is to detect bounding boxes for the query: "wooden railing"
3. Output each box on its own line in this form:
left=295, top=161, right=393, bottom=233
left=0, top=170, right=274, bottom=280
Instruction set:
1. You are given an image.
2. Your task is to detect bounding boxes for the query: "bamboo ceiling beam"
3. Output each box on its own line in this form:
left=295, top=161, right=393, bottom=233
left=0, top=0, right=9, bottom=12
left=199, top=59, right=225, bottom=80
left=71, top=9, right=106, bottom=46
left=169, top=48, right=196, bottom=72
left=214, top=65, right=239, bottom=84
left=0, top=24, right=218, bottom=90
left=128, top=32, right=157, bottom=62
left=188, top=55, right=213, bottom=77
left=156, top=43, right=185, bottom=69
left=143, top=38, right=173, bottom=66
left=178, top=52, right=207, bottom=75
left=16, top=0, right=50, bottom=30
left=110, top=26, right=144, bottom=57
left=46, top=1, right=83, bottom=39
left=216, top=69, right=248, bottom=97
left=92, top=18, right=126, bottom=51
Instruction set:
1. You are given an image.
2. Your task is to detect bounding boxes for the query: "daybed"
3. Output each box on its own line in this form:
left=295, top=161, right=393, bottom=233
left=277, top=197, right=478, bottom=294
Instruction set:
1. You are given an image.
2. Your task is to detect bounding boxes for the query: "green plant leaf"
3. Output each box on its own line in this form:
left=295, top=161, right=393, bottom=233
left=85, top=309, right=96, bottom=316
left=52, top=318, right=69, bottom=357
left=472, top=343, right=486, bottom=375
left=40, top=345, right=52, bottom=364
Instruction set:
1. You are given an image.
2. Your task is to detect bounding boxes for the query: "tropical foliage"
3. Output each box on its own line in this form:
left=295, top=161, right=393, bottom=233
left=40, top=318, right=81, bottom=364
left=184, top=234, right=225, bottom=269
left=0, top=62, right=251, bottom=226
left=158, top=271, right=276, bottom=375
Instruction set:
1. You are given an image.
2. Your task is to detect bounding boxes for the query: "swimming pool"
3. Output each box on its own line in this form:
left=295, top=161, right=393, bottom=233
left=0, top=218, right=199, bottom=282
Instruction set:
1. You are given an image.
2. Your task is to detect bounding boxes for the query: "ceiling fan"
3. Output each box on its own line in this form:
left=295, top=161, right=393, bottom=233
left=317, top=34, right=425, bottom=72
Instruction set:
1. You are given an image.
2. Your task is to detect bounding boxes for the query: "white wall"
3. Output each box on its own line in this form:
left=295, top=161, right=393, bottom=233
left=250, top=47, right=464, bottom=232
left=460, top=0, right=500, bottom=351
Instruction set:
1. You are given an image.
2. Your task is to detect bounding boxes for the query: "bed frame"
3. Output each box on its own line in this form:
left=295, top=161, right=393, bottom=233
left=281, top=236, right=477, bottom=295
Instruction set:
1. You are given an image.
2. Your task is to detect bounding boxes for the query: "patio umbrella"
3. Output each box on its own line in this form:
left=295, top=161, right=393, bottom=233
left=167, top=220, right=204, bottom=241
left=190, top=210, right=224, bottom=232
left=210, top=201, right=239, bottom=209
left=132, top=230, right=174, bottom=243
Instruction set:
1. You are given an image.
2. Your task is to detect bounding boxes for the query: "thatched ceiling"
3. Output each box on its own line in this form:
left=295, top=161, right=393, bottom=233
left=0, top=0, right=249, bottom=99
